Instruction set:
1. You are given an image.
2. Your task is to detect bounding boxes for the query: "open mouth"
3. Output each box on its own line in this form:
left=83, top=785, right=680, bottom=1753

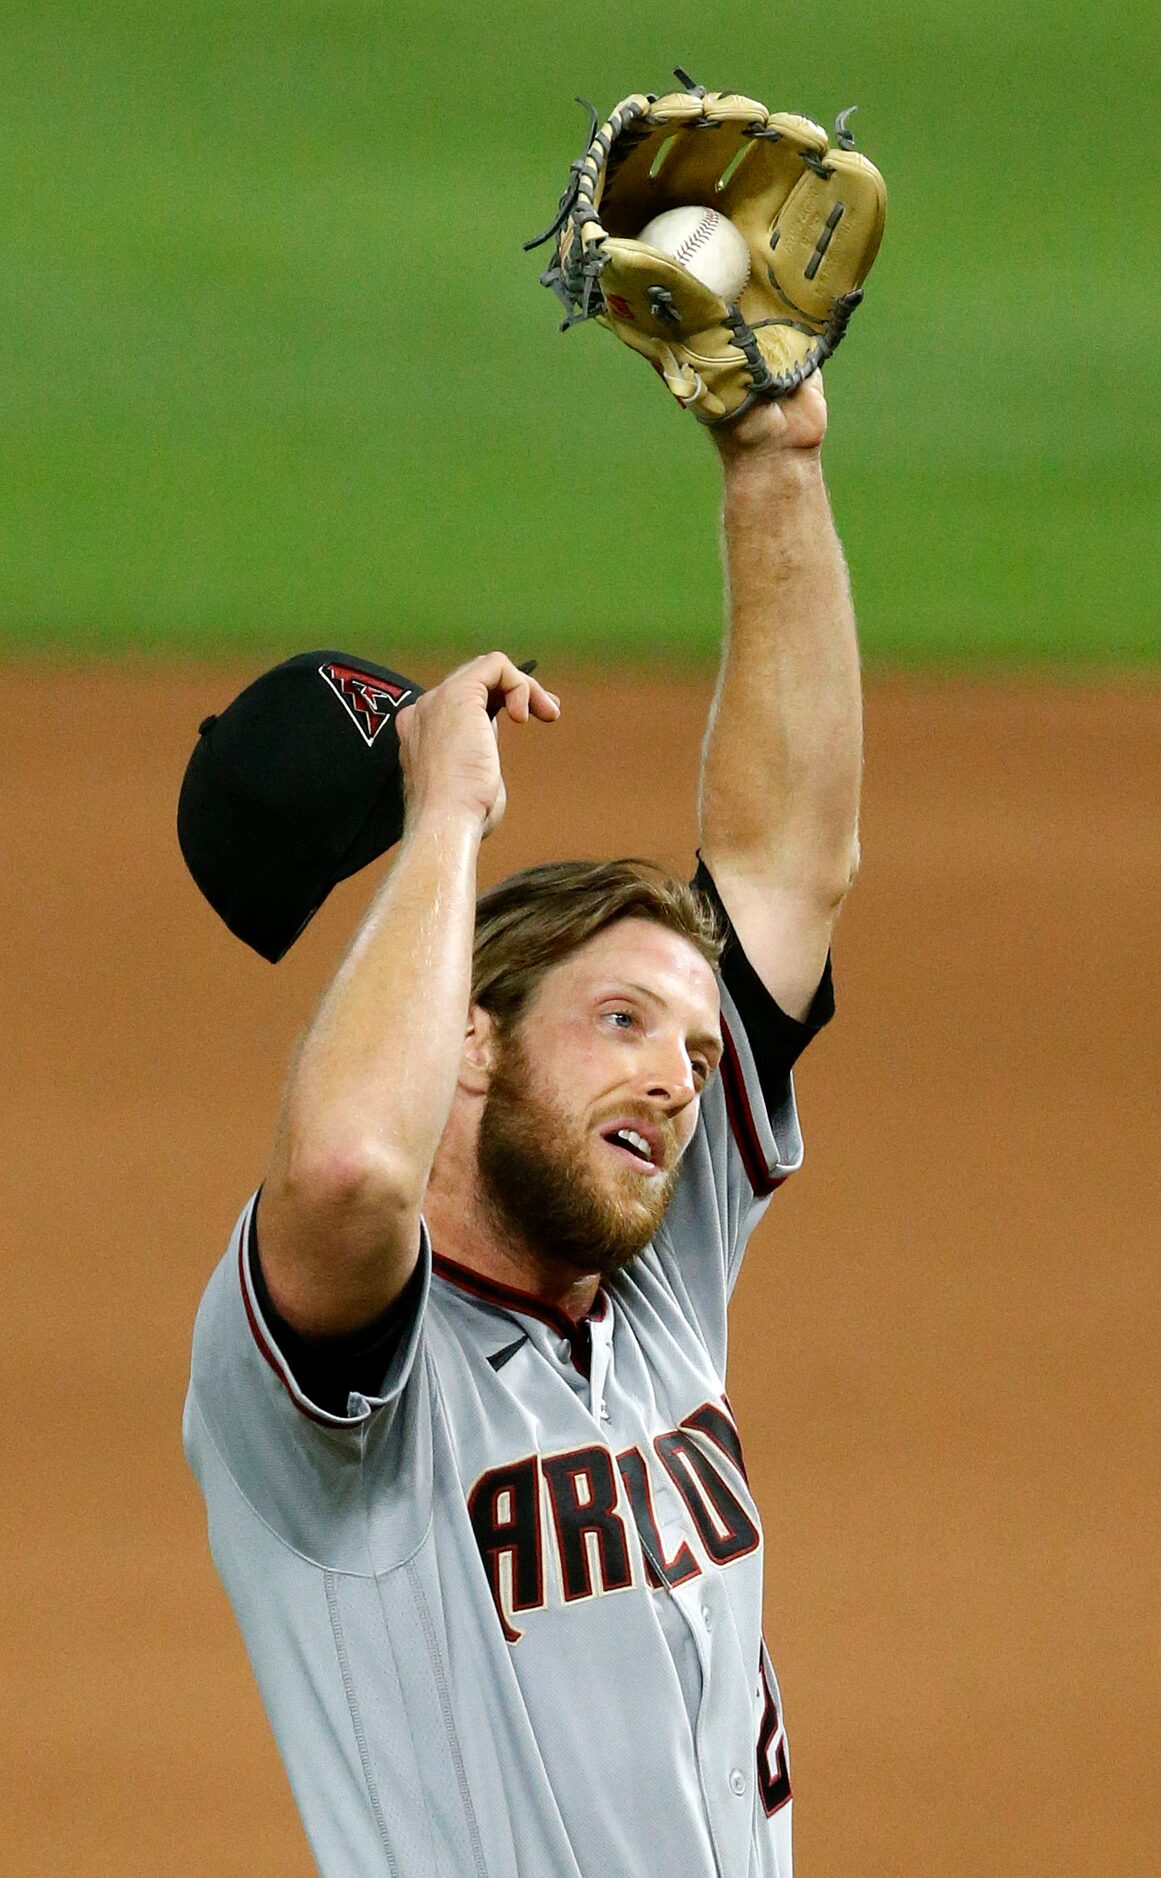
left=600, top=1125, right=661, bottom=1172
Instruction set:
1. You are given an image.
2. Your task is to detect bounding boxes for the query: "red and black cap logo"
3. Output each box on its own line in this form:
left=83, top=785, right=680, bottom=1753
left=318, top=662, right=413, bottom=747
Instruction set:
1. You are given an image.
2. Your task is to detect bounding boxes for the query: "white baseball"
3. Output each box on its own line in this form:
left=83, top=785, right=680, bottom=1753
left=635, top=204, right=751, bottom=302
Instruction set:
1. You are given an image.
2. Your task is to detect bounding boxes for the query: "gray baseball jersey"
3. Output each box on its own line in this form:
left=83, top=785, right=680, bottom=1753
left=184, top=901, right=833, bottom=1878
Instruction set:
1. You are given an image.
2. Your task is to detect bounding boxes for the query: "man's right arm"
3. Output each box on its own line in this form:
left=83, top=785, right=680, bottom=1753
left=257, top=653, right=559, bottom=1337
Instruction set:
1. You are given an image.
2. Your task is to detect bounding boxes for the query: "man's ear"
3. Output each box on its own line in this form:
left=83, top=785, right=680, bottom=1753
left=459, top=1003, right=498, bottom=1095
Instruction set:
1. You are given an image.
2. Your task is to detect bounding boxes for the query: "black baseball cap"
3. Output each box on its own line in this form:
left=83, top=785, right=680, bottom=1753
left=177, top=650, right=422, bottom=961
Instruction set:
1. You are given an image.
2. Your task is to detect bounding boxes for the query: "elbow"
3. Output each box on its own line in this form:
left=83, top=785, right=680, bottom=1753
left=705, top=823, right=862, bottom=917
left=276, top=1132, right=425, bottom=1228
left=817, top=831, right=861, bottom=916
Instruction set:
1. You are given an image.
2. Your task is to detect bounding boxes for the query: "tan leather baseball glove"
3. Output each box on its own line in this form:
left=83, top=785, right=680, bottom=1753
left=527, top=71, right=887, bottom=425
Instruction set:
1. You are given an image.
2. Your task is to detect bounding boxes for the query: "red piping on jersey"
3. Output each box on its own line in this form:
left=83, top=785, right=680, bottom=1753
left=236, top=1207, right=361, bottom=1430
left=432, top=1251, right=606, bottom=1376
left=719, top=1017, right=786, bottom=1200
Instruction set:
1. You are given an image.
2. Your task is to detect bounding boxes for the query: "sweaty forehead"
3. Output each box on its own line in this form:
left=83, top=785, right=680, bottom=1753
left=540, top=918, right=720, bottom=1026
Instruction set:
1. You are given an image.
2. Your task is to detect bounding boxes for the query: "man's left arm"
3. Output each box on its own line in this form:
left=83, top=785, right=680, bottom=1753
left=697, top=375, right=862, bottom=1021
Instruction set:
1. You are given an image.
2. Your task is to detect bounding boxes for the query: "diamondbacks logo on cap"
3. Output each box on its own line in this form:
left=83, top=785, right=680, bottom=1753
left=318, top=663, right=412, bottom=747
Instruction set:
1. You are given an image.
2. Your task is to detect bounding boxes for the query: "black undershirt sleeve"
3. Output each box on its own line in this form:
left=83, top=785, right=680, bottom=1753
left=248, top=1197, right=423, bottom=1417
left=692, top=859, right=835, bottom=1107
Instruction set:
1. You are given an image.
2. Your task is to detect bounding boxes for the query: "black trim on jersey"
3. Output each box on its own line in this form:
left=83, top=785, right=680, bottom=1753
left=718, top=1021, right=785, bottom=1199
left=692, top=858, right=835, bottom=1105
left=249, top=1198, right=423, bottom=1417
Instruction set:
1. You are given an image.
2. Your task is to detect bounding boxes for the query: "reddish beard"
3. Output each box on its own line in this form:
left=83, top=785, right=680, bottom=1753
left=476, top=1030, right=680, bottom=1279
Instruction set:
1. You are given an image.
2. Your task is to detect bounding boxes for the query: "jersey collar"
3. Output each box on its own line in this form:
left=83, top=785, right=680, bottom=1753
left=432, top=1251, right=609, bottom=1377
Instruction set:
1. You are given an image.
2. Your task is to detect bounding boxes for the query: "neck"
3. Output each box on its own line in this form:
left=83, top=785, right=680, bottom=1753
left=424, top=1155, right=601, bottom=1323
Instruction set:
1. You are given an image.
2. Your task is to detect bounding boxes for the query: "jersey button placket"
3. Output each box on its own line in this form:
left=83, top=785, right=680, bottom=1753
left=587, top=1311, right=613, bottom=1423
left=729, top=1769, right=747, bottom=1797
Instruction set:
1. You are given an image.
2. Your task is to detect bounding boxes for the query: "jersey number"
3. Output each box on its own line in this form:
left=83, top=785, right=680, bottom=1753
left=757, top=1649, right=792, bottom=1815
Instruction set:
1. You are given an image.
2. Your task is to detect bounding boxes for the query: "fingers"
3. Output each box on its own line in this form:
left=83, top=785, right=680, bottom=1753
left=451, top=651, right=561, bottom=726
left=526, top=680, right=562, bottom=723
left=522, top=653, right=561, bottom=719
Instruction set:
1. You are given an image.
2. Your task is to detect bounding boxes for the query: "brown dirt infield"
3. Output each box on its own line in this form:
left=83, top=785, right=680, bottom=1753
left=2, top=669, right=1157, bottom=1877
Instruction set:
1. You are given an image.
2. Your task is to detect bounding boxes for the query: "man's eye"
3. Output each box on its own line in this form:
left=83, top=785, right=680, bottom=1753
left=607, top=1010, right=635, bottom=1029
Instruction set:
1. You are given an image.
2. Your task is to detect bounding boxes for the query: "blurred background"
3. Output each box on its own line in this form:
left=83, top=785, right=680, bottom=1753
left=1, top=5, right=1157, bottom=1877
left=1, top=0, right=1157, bottom=665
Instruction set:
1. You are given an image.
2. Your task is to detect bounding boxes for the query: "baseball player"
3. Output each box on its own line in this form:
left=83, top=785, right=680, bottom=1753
left=185, top=79, right=883, bottom=1874
left=184, top=358, right=861, bottom=1876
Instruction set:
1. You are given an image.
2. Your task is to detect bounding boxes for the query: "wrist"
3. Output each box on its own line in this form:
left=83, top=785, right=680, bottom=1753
left=722, top=446, right=824, bottom=505
left=402, top=798, right=489, bottom=849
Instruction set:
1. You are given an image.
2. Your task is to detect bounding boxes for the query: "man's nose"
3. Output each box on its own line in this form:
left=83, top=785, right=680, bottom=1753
left=642, top=1044, right=697, bottom=1108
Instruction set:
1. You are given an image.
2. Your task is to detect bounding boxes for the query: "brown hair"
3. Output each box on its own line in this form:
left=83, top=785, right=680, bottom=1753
left=471, top=859, right=724, bottom=1032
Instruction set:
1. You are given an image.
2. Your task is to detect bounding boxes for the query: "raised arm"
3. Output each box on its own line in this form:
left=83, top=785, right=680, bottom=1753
left=697, top=376, right=862, bottom=1020
left=258, top=654, right=560, bottom=1336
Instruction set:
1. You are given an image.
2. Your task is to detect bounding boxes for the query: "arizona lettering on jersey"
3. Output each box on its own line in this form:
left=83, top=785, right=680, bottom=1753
left=185, top=941, right=833, bottom=1878
left=468, top=1399, right=758, bottom=1640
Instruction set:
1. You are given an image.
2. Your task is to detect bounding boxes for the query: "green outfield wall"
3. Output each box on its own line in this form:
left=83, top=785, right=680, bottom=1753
left=1, top=1, right=1156, bottom=665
